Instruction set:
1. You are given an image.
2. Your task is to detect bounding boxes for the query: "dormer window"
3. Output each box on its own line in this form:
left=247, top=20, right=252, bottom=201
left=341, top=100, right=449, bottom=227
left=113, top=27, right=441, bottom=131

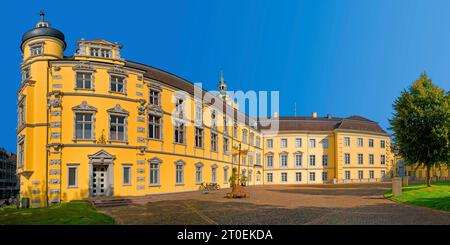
left=30, top=43, right=43, bottom=57
left=90, top=47, right=111, bottom=58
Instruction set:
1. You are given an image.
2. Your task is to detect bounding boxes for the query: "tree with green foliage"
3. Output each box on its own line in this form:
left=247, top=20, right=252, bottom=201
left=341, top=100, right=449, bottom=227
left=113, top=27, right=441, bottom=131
left=390, top=72, right=450, bottom=187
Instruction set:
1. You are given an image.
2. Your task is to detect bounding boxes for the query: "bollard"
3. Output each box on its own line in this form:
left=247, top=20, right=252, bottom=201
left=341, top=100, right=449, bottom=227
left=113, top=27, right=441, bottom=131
left=392, top=177, right=402, bottom=197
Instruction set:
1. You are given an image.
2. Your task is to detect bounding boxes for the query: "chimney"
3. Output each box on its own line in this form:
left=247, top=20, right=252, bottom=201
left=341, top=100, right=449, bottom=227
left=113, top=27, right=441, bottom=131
left=312, top=112, right=317, bottom=118
left=272, top=112, right=278, bottom=118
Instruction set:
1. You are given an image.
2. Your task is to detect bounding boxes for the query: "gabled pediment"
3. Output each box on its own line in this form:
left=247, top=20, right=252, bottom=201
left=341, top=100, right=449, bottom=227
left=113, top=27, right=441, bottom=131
left=72, top=101, right=97, bottom=112
left=88, top=150, right=116, bottom=161
left=148, top=157, right=162, bottom=164
left=107, top=104, right=129, bottom=115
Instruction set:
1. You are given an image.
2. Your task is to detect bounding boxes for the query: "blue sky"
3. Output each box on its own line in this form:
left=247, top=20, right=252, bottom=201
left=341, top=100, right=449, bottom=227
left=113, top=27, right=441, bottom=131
left=1, top=0, right=449, bottom=152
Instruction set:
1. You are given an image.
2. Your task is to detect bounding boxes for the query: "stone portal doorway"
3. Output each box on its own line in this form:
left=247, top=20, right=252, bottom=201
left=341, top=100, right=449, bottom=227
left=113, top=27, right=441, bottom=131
left=88, top=150, right=116, bottom=197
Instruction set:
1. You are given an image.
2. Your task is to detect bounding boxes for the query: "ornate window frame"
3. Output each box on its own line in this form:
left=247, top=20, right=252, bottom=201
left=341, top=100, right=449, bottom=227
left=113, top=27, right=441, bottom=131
left=17, top=134, right=25, bottom=169
left=211, top=164, right=218, bottom=183
left=72, top=101, right=97, bottom=142
left=17, top=95, right=26, bottom=128
left=108, top=66, right=128, bottom=95
left=29, top=41, right=44, bottom=57
left=149, top=157, right=162, bottom=186
left=279, top=151, right=289, bottom=168
left=294, top=151, right=303, bottom=168
left=223, top=166, right=229, bottom=184
left=107, top=104, right=129, bottom=143
left=195, top=162, right=204, bottom=184
left=73, top=61, right=96, bottom=91
left=174, top=159, right=185, bottom=185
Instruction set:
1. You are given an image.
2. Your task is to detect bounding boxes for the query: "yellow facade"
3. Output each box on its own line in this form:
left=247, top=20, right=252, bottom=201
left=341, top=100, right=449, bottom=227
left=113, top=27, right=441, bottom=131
left=17, top=17, right=394, bottom=207
left=262, top=127, right=392, bottom=185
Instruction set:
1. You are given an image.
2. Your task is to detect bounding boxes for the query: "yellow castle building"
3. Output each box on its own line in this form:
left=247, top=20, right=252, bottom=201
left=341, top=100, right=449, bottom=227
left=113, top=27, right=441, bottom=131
left=17, top=14, right=395, bottom=207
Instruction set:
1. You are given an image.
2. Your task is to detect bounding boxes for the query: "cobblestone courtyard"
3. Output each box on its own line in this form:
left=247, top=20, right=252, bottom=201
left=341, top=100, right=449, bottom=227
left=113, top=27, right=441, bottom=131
left=98, top=183, right=450, bottom=225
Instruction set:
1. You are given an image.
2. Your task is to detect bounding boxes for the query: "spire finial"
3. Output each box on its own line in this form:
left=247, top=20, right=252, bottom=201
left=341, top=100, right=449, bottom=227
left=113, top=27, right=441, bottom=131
left=39, top=10, right=45, bottom=22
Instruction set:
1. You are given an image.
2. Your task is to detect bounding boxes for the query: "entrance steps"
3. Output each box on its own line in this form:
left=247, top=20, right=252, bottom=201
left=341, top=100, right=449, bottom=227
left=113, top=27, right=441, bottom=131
left=90, top=198, right=132, bottom=208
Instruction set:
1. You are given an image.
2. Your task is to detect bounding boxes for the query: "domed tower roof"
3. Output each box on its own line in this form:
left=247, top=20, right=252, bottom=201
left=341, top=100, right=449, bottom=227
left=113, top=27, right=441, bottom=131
left=21, top=11, right=66, bottom=51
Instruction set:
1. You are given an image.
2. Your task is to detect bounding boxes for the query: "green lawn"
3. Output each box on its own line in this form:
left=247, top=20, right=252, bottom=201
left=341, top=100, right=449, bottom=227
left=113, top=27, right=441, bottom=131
left=0, top=201, right=115, bottom=225
left=385, top=181, right=450, bottom=212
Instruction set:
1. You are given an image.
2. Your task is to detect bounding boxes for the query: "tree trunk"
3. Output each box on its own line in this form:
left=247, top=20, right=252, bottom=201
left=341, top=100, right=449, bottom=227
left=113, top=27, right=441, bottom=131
left=426, top=166, right=431, bottom=187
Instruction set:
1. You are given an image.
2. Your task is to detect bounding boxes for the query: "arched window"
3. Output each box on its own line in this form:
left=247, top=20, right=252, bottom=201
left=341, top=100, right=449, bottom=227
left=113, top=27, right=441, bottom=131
left=195, top=162, right=203, bottom=184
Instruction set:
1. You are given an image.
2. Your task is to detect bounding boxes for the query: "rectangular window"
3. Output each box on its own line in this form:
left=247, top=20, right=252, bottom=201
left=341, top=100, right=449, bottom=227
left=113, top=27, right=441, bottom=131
left=110, top=75, right=125, bottom=93
left=381, top=170, right=386, bottom=178
left=110, top=115, right=126, bottom=141
left=223, top=137, right=229, bottom=152
left=18, top=141, right=24, bottom=168
left=195, top=166, right=202, bottom=184
left=18, top=98, right=25, bottom=126
left=369, top=170, right=374, bottom=179
left=176, top=164, right=184, bottom=184
left=242, top=129, right=248, bottom=143
left=267, top=173, right=273, bottom=183
left=296, top=172, right=302, bottom=182
left=266, top=155, right=273, bottom=168
left=281, top=172, right=288, bottom=182
left=280, top=155, right=288, bottom=168
left=233, top=122, right=238, bottom=137
left=345, top=153, right=351, bottom=165
left=280, top=139, right=287, bottom=148
left=249, top=132, right=255, bottom=145
left=369, top=139, right=374, bottom=148
left=149, top=89, right=160, bottom=106
left=76, top=72, right=92, bottom=89
left=344, top=137, right=350, bottom=147
left=249, top=155, right=253, bottom=166
left=322, top=171, right=328, bottom=181
left=358, top=170, right=364, bottom=179
left=267, top=139, right=273, bottom=148
left=256, top=153, right=261, bottom=165
left=30, top=44, right=43, bottom=56
left=68, top=166, right=78, bottom=188
left=195, top=127, right=204, bottom=148
left=345, top=171, right=351, bottom=180
left=322, top=139, right=329, bottom=149
left=123, top=166, right=131, bottom=185
left=90, top=48, right=111, bottom=58
left=148, top=115, right=161, bottom=139
left=175, top=98, right=184, bottom=119
left=256, top=136, right=261, bottom=147
left=295, top=154, right=302, bottom=167
left=309, top=139, right=316, bottom=148
left=381, top=155, right=386, bottom=165
left=369, top=154, right=374, bottom=165
left=174, top=122, right=184, bottom=144
left=223, top=117, right=228, bottom=135
left=211, top=132, right=218, bottom=152
left=380, top=140, right=386, bottom=148
left=224, top=168, right=229, bottom=184
left=211, top=168, right=217, bottom=183
left=309, top=172, right=316, bottom=181
left=358, top=154, right=364, bottom=165
left=295, top=138, right=302, bottom=148
left=357, top=138, right=363, bottom=147
left=149, top=163, right=160, bottom=185
left=309, top=155, right=316, bottom=166
left=322, top=155, right=328, bottom=166
left=22, top=67, right=31, bottom=81
left=75, top=113, right=93, bottom=140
